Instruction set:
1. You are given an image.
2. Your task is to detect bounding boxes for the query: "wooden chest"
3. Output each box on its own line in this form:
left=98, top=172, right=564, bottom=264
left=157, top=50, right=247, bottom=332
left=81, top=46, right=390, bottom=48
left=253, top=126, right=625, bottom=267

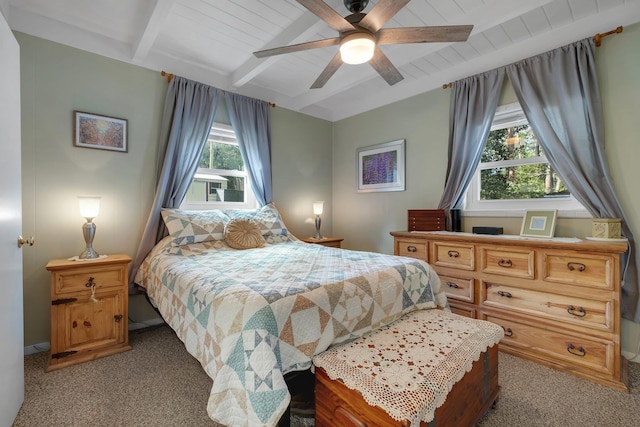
left=313, top=310, right=503, bottom=427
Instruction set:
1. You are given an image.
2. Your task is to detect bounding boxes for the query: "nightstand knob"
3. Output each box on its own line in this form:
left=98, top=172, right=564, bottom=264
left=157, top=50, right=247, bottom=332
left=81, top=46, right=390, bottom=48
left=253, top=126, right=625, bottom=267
left=114, top=314, right=123, bottom=323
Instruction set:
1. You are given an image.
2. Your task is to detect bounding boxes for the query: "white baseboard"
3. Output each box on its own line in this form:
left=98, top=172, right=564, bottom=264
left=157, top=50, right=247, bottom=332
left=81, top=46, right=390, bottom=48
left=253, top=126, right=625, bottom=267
left=128, top=317, right=166, bottom=331
left=24, top=318, right=167, bottom=355
left=623, top=350, right=640, bottom=363
left=24, top=342, right=50, bottom=356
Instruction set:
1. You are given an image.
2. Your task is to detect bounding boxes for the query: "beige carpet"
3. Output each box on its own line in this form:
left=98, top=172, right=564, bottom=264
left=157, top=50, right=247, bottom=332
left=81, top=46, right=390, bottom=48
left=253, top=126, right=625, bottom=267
left=14, top=324, right=640, bottom=427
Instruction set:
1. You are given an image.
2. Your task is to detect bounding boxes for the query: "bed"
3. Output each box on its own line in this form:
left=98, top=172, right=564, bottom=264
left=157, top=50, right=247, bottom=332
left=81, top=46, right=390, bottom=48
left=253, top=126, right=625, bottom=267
left=134, top=204, right=448, bottom=427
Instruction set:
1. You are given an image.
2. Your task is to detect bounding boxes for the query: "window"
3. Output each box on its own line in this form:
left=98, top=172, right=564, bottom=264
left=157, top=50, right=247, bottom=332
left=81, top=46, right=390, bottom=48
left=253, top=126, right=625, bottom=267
left=464, top=103, right=587, bottom=217
left=180, top=123, right=257, bottom=210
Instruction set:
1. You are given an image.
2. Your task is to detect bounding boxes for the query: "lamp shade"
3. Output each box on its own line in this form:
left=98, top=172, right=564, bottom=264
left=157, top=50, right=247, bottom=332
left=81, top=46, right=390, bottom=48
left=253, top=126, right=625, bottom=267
left=78, top=196, right=101, bottom=219
left=313, top=201, right=324, bottom=216
left=339, top=33, right=375, bottom=64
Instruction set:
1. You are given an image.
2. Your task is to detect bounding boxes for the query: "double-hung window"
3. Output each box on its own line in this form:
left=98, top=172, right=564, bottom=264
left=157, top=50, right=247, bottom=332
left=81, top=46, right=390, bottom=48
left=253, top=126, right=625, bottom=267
left=180, top=123, right=257, bottom=210
left=464, top=103, right=587, bottom=217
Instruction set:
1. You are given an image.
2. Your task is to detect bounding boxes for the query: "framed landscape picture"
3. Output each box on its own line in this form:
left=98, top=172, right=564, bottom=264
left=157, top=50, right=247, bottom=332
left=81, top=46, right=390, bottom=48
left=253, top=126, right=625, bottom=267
left=357, top=139, right=405, bottom=193
left=74, top=111, right=128, bottom=152
left=520, top=210, right=557, bottom=238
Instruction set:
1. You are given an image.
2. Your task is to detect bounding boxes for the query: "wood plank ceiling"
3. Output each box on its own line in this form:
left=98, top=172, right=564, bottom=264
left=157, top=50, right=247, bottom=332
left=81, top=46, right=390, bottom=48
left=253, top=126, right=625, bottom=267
left=7, top=0, right=640, bottom=121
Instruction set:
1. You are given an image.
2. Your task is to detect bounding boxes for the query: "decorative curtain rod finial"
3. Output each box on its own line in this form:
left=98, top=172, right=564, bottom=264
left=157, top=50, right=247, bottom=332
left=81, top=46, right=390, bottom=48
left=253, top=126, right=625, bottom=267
left=594, top=26, right=623, bottom=47
left=443, top=82, right=452, bottom=89
left=161, top=71, right=174, bottom=83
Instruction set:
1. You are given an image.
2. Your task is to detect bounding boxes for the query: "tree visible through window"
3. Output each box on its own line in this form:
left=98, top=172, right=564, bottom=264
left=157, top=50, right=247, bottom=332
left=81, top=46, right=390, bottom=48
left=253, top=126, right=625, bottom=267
left=465, top=103, right=585, bottom=215
left=480, top=124, right=568, bottom=200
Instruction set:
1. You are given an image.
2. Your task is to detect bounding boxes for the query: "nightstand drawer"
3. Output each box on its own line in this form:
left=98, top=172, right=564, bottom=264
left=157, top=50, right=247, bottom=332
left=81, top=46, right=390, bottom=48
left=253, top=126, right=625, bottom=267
left=480, top=246, right=534, bottom=279
left=481, top=281, right=612, bottom=332
left=432, top=242, right=474, bottom=270
left=396, top=239, right=427, bottom=260
left=543, top=251, right=614, bottom=290
left=53, top=265, right=126, bottom=295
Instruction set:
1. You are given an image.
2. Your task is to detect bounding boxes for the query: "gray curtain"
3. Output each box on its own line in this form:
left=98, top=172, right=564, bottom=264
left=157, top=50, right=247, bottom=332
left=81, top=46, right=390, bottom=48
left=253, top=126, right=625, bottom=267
left=224, top=92, right=273, bottom=206
left=506, top=38, right=639, bottom=322
left=437, top=69, right=505, bottom=210
left=129, top=76, right=222, bottom=290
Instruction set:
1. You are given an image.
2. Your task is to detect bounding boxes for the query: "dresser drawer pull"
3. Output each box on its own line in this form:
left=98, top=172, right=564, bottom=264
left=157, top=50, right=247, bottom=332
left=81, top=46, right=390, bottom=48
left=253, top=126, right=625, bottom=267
left=567, top=262, right=586, bottom=272
left=567, top=343, right=586, bottom=357
left=446, top=281, right=459, bottom=289
left=497, top=258, right=512, bottom=268
left=501, top=326, right=513, bottom=337
left=497, top=290, right=512, bottom=298
left=406, top=245, right=417, bottom=252
left=447, top=250, right=460, bottom=258
left=567, top=305, right=586, bottom=317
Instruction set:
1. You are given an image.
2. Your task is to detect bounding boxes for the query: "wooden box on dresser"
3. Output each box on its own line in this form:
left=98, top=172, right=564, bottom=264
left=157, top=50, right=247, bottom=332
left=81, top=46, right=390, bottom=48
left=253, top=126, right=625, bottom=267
left=391, top=231, right=629, bottom=392
left=45, top=254, right=132, bottom=372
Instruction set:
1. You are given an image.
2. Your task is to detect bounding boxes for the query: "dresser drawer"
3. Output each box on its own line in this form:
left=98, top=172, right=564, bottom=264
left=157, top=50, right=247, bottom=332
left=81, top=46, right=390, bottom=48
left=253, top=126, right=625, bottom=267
left=53, top=264, right=126, bottom=295
left=396, top=239, right=427, bottom=260
left=432, top=242, right=474, bottom=270
left=543, top=251, right=614, bottom=290
left=439, top=274, right=474, bottom=303
left=481, top=281, right=612, bottom=332
left=484, top=314, right=614, bottom=377
left=480, top=246, right=534, bottom=279
left=449, top=301, right=476, bottom=318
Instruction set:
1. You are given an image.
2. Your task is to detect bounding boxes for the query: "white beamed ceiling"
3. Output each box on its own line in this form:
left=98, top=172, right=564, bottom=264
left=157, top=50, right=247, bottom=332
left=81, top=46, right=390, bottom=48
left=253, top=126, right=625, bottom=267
left=7, top=0, right=640, bottom=121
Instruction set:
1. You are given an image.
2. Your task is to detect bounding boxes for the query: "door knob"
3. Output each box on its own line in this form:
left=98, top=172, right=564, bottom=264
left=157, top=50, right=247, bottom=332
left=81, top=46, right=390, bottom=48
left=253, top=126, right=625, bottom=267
left=17, top=235, right=35, bottom=248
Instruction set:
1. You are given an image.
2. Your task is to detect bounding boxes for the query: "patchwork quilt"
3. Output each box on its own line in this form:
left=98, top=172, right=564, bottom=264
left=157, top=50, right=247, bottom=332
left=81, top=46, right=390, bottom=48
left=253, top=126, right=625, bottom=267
left=136, top=238, right=447, bottom=427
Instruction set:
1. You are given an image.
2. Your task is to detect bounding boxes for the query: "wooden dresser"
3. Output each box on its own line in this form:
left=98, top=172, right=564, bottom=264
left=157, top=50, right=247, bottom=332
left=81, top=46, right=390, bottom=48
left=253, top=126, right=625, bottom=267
left=45, top=254, right=132, bottom=372
left=391, top=231, right=629, bottom=392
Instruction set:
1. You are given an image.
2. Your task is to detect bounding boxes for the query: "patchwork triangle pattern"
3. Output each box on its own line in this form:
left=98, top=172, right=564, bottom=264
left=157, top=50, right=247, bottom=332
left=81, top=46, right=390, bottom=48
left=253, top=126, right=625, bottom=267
left=136, top=237, right=446, bottom=427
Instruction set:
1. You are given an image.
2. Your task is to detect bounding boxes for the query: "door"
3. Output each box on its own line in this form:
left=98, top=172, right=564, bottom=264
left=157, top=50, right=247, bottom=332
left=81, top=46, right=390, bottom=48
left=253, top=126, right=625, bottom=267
left=0, top=10, right=25, bottom=425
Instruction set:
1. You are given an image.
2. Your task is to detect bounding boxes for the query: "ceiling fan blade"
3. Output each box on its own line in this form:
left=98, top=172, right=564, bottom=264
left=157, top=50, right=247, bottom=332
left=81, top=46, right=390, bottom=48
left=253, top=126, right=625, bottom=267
left=358, top=0, right=410, bottom=33
left=369, top=47, right=404, bottom=86
left=377, top=25, right=474, bottom=44
left=254, top=37, right=340, bottom=58
left=297, top=0, right=355, bottom=33
left=311, top=51, right=343, bottom=89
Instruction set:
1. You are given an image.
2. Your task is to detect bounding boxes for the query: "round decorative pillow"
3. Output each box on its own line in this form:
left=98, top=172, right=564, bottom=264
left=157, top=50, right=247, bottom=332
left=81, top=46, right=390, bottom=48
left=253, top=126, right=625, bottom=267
left=224, top=218, right=266, bottom=250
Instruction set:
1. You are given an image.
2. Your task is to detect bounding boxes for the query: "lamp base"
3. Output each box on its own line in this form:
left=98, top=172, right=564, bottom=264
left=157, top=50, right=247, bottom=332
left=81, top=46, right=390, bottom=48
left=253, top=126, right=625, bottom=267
left=315, top=215, right=323, bottom=240
left=80, top=221, right=99, bottom=259
left=79, top=247, right=99, bottom=259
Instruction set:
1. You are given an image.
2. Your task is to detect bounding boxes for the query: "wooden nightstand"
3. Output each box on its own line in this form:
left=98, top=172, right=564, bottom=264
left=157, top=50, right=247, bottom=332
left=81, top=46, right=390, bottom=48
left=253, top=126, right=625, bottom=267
left=302, top=237, right=344, bottom=248
left=45, top=254, right=132, bottom=372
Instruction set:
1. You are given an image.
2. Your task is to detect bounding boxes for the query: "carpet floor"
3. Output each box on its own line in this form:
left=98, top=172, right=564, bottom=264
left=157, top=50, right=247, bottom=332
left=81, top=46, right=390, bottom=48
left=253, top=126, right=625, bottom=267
left=14, top=324, right=640, bottom=426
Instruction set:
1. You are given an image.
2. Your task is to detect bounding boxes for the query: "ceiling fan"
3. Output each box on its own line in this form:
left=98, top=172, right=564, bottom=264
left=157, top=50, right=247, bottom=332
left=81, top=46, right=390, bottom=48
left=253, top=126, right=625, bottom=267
left=253, top=0, right=473, bottom=89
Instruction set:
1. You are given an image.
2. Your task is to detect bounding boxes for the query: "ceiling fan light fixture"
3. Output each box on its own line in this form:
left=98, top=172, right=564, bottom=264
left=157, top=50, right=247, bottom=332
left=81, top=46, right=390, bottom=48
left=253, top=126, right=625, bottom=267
left=339, top=33, right=375, bottom=64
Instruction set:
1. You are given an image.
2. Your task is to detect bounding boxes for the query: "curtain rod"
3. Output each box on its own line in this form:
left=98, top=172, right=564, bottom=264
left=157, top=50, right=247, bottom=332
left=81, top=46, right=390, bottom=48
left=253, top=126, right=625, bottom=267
left=442, top=25, right=623, bottom=89
left=160, top=71, right=276, bottom=108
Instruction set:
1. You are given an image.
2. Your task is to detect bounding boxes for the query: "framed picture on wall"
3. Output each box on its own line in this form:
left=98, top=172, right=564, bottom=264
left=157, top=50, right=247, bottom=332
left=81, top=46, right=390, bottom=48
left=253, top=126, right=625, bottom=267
left=520, top=210, right=557, bottom=238
left=357, top=139, right=405, bottom=193
left=74, top=111, right=128, bottom=152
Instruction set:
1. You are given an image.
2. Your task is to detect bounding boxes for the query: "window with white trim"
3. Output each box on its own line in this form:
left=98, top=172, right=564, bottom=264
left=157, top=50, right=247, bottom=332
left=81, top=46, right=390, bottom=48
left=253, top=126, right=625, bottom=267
left=464, top=103, right=587, bottom=217
left=180, top=123, right=257, bottom=210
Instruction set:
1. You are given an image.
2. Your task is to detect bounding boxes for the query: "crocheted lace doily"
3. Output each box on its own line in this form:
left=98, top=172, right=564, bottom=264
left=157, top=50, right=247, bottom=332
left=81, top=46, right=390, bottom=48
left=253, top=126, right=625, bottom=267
left=313, top=309, right=504, bottom=426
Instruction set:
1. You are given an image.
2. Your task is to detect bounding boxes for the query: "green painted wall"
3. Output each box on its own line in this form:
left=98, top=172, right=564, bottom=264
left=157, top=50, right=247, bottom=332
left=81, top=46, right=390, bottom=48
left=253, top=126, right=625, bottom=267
left=332, top=23, right=640, bottom=359
left=16, top=22, right=640, bottom=360
left=17, top=32, right=333, bottom=347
